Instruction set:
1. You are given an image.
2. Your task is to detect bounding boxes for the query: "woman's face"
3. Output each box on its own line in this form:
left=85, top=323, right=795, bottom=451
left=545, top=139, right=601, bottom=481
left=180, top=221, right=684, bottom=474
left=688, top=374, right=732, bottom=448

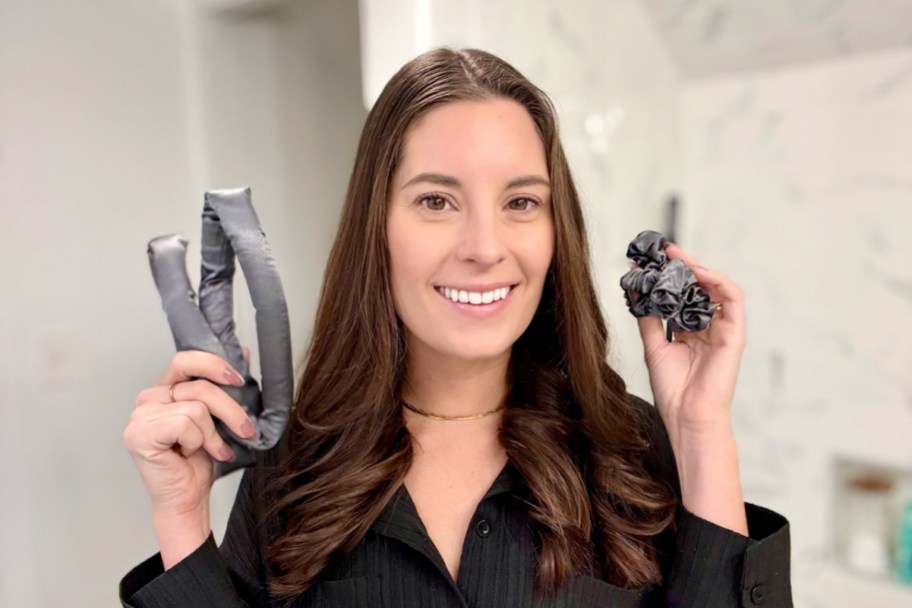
left=387, top=98, right=554, bottom=365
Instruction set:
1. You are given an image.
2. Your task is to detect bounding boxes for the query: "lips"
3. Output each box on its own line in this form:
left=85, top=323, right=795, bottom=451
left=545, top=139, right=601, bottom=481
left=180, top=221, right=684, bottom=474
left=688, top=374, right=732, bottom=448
left=434, top=285, right=513, bottom=305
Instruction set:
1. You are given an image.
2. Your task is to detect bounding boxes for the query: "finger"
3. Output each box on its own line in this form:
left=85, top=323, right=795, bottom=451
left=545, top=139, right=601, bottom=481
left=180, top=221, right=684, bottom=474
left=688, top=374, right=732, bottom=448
left=135, top=385, right=161, bottom=408
left=663, top=243, right=726, bottom=293
left=166, top=380, right=257, bottom=439
left=663, top=243, right=744, bottom=326
left=636, top=315, right=668, bottom=353
left=156, top=350, right=246, bottom=388
left=663, top=242, right=702, bottom=268
left=689, top=266, right=745, bottom=327
left=125, top=405, right=209, bottom=461
left=134, top=401, right=234, bottom=462
left=242, top=347, right=251, bottom=367
left=172, top=414, right=205, bottom=459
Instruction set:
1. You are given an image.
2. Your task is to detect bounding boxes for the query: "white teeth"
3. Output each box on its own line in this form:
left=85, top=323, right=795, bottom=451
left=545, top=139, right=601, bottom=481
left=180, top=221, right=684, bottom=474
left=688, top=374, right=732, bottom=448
left=438, top=285, right=513, bottom=305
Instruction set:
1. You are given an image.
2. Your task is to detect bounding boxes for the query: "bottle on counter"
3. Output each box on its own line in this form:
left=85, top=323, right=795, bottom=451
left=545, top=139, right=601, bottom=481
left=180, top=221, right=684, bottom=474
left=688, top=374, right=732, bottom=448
left=895, top=498, right=912, bottom=584
left=841, top=473, right=894, bottom=577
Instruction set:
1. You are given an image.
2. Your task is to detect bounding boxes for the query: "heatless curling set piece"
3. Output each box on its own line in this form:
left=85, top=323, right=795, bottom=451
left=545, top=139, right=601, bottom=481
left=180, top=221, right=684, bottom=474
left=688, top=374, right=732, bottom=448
left=146, top=188, right=293, bottom=478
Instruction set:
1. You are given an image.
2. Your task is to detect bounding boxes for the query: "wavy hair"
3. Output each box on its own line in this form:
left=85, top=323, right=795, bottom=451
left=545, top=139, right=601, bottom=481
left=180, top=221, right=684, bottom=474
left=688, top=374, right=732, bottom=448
left=266, top=48, right=676, bottom=597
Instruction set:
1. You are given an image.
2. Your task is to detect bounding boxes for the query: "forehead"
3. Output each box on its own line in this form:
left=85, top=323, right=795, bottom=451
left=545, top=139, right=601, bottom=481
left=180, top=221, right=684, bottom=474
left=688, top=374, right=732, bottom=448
left=395, top=98, right=548, bottom=182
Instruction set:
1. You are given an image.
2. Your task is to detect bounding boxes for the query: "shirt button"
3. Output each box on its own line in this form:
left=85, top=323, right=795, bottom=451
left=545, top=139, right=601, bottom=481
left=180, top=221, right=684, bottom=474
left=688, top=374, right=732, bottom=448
left=750, top=583, right=767, bottom=605
left=475, top=519, right=491, bottom=538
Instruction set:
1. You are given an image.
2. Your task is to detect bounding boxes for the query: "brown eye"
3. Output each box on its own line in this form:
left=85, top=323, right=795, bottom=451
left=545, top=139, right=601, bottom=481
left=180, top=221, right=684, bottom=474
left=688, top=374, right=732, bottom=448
left=508, top=198, right=536, bottom=211
left=420, top=195, right=448, bottom=211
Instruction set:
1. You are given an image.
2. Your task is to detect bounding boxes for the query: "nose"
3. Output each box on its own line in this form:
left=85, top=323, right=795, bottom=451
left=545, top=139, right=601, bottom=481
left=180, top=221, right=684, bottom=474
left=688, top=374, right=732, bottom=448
left=455, top=206, right=507, bottom=267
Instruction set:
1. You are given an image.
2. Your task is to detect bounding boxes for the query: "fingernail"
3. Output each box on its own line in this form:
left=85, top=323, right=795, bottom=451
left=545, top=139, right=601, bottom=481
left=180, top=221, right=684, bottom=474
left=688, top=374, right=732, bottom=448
left=241, top=419, right=257, bottom=439
left=223, top=367, right=246, bottom=386
left=220, top=444, right=235, bottom=462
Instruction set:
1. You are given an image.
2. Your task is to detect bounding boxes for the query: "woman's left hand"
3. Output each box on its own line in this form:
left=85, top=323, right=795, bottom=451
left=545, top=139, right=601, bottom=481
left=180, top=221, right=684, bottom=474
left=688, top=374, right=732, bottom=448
left=632, top=242, right=746, bottom=443
left=630, top=242, right=749, bottom=534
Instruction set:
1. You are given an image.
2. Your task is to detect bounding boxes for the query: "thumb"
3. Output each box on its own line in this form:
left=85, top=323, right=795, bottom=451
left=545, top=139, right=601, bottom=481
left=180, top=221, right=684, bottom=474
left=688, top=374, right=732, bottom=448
left=636, top=315, right=668, bottom=356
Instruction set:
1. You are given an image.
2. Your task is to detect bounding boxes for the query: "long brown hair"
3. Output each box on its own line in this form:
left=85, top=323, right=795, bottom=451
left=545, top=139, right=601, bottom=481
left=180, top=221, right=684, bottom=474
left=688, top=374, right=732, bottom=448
left=266, top=48, right=676, bottom=597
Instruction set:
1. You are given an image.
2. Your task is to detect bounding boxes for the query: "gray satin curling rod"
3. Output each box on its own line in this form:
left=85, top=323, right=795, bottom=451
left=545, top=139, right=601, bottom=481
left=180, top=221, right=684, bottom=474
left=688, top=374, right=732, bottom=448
left=146, top=187, right=293, bottom=477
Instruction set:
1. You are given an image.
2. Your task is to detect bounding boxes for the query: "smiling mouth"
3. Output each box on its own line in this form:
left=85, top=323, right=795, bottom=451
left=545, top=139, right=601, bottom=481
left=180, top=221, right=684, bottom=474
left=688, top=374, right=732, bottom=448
left=434, top=285, right=514, bottom=305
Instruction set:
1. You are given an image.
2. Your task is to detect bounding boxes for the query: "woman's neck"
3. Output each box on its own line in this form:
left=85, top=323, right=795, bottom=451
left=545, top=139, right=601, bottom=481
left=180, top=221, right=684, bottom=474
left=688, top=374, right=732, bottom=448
left=400, top=343, right=510, bottom=422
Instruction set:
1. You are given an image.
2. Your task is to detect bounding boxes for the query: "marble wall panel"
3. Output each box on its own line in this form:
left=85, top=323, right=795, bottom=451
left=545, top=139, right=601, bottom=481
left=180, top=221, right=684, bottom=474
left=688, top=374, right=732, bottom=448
left=680, top=47, right=912, bottom=604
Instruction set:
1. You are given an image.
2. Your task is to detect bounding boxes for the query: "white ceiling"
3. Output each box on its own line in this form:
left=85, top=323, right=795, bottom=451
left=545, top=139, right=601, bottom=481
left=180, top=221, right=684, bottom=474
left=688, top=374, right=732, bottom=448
left=641, top=0, right=912, bottom=78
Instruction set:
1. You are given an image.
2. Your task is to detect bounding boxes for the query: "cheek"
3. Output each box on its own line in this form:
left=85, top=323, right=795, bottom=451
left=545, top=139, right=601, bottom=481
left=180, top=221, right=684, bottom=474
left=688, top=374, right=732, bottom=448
left=387, top=217, right=442, bottom=304
left=387, top=228, right=414, bottom=305
left=520, top=223, right=555, bottom=283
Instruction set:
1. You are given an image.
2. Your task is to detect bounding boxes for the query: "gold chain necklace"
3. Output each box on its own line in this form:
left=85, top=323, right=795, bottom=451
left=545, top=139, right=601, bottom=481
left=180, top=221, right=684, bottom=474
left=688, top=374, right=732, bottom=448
left=401, top=400, right=505, bottom=421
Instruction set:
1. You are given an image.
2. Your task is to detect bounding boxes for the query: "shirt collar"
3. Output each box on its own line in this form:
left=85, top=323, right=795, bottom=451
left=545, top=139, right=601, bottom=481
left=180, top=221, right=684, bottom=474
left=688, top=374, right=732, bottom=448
left=372, top=461, right=520, bottom=535
left=482, top=461, right=519, bottom=499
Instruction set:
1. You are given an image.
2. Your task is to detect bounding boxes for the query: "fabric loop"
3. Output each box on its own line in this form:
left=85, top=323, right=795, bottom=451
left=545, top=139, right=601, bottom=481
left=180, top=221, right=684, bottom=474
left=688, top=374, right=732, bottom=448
left=146, top=187, right=293, bottom=477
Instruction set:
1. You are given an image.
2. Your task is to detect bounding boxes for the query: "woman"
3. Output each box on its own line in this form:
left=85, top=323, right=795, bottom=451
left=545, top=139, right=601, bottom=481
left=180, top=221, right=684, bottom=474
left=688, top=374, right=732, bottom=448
left=121, top=48, right=792, bottom=607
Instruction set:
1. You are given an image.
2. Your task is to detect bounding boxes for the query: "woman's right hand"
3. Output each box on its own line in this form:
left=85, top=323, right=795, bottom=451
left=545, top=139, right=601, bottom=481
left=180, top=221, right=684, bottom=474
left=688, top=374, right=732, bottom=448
left=123, top=350, right=256, bottom=566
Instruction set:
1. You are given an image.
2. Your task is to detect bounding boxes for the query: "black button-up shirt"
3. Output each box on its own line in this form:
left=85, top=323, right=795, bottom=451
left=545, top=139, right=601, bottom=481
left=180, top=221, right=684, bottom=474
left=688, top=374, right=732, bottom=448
left=120, top=401, right=793, bottom=607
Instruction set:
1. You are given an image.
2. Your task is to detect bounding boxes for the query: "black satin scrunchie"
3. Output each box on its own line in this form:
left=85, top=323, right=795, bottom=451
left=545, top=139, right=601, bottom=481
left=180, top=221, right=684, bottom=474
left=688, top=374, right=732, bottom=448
left=619, top=230, right=719, bottom=337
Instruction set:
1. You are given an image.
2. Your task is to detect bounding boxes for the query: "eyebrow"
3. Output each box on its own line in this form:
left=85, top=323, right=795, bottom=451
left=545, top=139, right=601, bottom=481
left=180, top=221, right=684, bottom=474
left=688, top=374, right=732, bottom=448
left=401, top=172, right=551, bottom=190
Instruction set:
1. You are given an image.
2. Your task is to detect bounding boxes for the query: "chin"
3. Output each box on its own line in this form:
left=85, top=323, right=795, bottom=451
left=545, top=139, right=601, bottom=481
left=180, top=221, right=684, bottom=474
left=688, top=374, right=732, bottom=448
left=436, top=335, right=516, bottom=364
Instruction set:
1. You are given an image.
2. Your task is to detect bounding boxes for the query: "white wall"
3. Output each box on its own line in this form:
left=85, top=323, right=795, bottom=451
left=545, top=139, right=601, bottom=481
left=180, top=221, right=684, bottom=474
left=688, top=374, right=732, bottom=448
left=0, top=0, right=364, bottom=605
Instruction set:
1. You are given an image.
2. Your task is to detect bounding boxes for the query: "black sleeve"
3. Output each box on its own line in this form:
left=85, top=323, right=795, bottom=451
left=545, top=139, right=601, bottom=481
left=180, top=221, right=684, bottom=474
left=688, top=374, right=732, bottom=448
left=630, top=394, right=794, bottom=608
left=119, top=453, right=274, bottom=608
